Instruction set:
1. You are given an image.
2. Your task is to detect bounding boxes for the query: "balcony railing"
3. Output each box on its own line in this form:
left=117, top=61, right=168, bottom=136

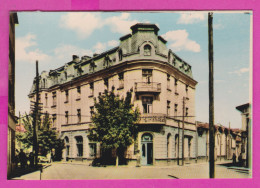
left=139, top=113, right=166, bottom=124
left=135, top=82, right=161, bottom=93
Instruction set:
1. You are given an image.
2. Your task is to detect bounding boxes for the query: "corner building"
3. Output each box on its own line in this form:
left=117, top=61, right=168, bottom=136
left=29, top=23, right=198, bottom=166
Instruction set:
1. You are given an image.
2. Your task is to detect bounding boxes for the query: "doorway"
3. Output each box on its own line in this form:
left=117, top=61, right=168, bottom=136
left=141, top=133, right=153, bottom=165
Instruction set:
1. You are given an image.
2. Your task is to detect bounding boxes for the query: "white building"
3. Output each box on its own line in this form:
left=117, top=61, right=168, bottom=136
left=29, top=23, right=198, bottom=166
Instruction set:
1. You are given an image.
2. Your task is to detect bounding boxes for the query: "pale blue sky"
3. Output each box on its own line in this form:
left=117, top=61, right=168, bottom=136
left=15, top=11, right=251, bottom=128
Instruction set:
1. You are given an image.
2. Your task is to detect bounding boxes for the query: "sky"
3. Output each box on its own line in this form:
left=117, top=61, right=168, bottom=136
left=15, top=11, right=251, bottom=129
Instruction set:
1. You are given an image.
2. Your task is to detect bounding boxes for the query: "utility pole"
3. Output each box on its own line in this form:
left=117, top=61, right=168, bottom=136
left=208, top=12, right=215, bottom=178
left=33, top=60, right=39, bottom=167
left=182, top=97, right=185, bottom=166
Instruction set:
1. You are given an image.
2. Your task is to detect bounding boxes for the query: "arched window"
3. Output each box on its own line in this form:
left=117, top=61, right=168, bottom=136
left=167, top=133, right=172, bottom=158
left=43, top=78, right=46, bottom=88
left=175, top=134, right=179, bottom=158
left=144, top=44, right=151, bottom=56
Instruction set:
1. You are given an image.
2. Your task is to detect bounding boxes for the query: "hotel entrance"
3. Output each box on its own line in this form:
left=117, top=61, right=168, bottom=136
left=141, top=133, right=153, bottom=165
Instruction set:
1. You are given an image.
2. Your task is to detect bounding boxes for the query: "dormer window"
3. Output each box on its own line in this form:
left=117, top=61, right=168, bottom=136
left=118, top=49, right=123, bottom=61
left=144, top=44, right=151, bottom=56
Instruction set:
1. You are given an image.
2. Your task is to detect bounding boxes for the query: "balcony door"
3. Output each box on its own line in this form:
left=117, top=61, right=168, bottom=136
left=142, top=96, right=153, bottom=114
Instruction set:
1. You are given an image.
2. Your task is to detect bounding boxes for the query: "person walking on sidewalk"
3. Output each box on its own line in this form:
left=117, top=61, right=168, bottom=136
left=19, top=149, right=27, bottom=169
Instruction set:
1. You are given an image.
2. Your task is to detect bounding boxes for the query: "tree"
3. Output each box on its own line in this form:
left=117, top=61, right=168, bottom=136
left=88, top=87, right=140, bottom=165
left=16, top=113, right=64, bottom=161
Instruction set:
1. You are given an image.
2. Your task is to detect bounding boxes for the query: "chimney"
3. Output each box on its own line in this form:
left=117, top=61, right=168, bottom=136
left=72, top=55, right=79, bottom=62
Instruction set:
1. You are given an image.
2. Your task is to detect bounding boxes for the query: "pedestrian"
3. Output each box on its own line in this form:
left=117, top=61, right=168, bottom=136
left=136, top=150, right=141, bottom=167
left=232, top=153, right=236, bottom=165
left=29, top=152, right=34, bottom=168
left=46, top=151, right=51, bottom=163
left=238, top=153, right=243, bottom=166
left=18, top=149, right=27, bottom=169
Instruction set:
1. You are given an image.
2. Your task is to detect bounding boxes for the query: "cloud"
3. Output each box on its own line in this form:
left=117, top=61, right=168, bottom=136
left=105, top=13, right=139, bottom=34
left=177, top=12, right=206, bottom=24
left=54, top=44, right=93, bottom=61
left=16, top=33, right=50, bottom=63
left=93, top=40, right=119, bottom=53
left=93, top=42, right=107, bottom=54
left=229, top=67, right=249, bottom=76
left=107, top=40, right=119, bottom=47
left=60, top=12, right=103, bottom=39
left=162, top=30, right=201, bottom=52
left=60, top=13, right=140, bottom=39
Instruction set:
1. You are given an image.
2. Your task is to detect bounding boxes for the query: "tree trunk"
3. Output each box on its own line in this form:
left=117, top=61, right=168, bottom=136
left=116, top=155, right=119, bottom=166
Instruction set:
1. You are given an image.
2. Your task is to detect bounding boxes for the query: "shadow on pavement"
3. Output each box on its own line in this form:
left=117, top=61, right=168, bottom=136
left=217, top=162, right=250, bottom=175
left=9, top=164, right=51, bottom=180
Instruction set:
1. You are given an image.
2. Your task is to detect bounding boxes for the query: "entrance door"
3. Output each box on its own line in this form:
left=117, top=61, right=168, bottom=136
left=141, top=133, right=153, bottom=165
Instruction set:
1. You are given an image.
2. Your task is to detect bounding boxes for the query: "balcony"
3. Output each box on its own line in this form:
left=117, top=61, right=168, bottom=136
left=139, top=113, right=166, bottom=124
left=135, top=82, right=161, bottom=93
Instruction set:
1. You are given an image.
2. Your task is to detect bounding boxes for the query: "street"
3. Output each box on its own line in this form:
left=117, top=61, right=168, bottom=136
left=11, top=161, right=251, bottom=180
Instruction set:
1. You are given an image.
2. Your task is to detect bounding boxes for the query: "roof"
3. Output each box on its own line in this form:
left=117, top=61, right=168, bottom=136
left=130, top=23, right=160, bottom=35
left=236, top=103, right=250, bottom=112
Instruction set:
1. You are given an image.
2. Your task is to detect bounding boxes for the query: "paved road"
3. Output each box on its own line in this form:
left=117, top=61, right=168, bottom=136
left=12, top=162, right=251, bottom=180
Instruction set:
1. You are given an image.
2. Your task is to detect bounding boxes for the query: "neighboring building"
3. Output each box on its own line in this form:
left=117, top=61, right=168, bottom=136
left=196, top=122, right=242, bottom=162
left=29, top=23, right=198, bottom=166
left=236, top=103, right=251, bottom=168
left=8, top=13, right=18, bottom=177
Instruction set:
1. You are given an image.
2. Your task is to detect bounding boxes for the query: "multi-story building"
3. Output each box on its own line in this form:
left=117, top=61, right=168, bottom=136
left=8, top=12, right=18, bottom=177
left=29, top=23, right=198, bottom=166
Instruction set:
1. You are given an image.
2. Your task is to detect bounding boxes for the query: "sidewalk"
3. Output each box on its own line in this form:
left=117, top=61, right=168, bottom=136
left=10, top=164, right=52, bottom=180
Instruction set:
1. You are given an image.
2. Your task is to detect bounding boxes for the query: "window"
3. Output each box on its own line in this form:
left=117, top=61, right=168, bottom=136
left=167, top=100, right=171, bottom=116
left=167, top=74, right=170, bottom=90
left=104, top=78, right=109, bottom=89
left=52, top=114, right=56, bottom=127
left=172, top=58, right=176, bottom=66
left=174, top=104, right=178, bottom=118
left=142, top=96, right=153, bottom=114
left=89, top=143, right=97, bottom=157
left=175, top=134, right=179, bottom=158
left=167, top=134, right=172, bottom=158
left=118, top=72, right=124, bottom=89
left=77, top=86, right=81, bottom=100
left=142, top=69, right=152, bottom=83
left=186, top=107, right=189, bottom=117
left=174, top=78, right=178, bottom=94
left=186, top=85, right=189, bottom=99
left=144, top=44, right=151, bottom=56
left=65, top=90, right=69, bottom=103
left=75, top=136, right=83, bottom=157
left=90, top=106, right=94, bottom=116
left=89, top=82, right=94, bottom=97
left=52, top=92, right=57, bottom=107
left=45, top=93, right=48, bottom=107
left=65, top=111, right=69, bottom=124
left=77, top=109, right=81, bottom=123
left=64, top=71, right=67, bottom=80
left=118, top=49, right=123, bottom=61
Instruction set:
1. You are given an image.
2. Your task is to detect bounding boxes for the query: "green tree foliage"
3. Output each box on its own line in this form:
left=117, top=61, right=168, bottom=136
left=16, top=113, right=64, bottom=159
left=88, top=87, right=140, bottom=164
